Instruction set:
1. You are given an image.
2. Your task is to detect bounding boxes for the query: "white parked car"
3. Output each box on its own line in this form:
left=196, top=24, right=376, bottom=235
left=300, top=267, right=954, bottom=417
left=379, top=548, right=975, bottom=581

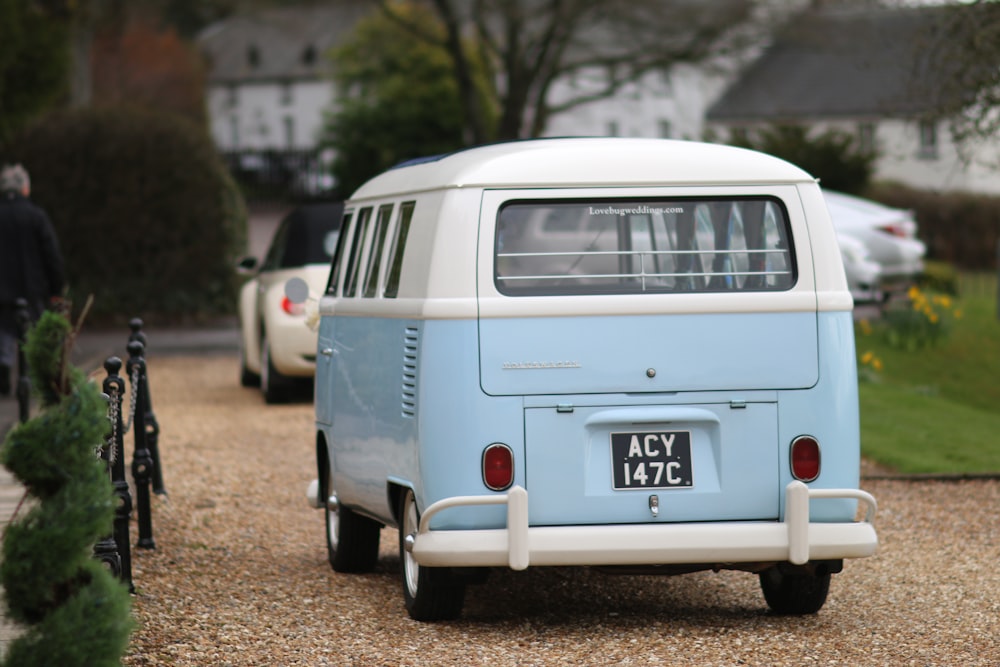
left=238, top=202, right=343, bottom=403
left=836, top=234, right=882, bottom=304
left=823, top=190, right=926, bottom=301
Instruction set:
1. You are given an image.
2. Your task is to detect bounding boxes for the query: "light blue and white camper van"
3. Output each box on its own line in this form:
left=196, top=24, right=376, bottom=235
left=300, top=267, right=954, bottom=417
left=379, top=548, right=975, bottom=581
left=305, top=137, right=878, bottom=621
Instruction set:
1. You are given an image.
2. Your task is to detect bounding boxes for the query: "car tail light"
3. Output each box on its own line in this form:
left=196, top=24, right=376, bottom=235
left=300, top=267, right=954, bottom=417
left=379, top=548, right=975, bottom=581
left=878, top=223, right=909, bottom=238
left=790, top=436, right=821, bottom=482
left=281, top=295, right=305, bottom=316
left=482, top=443, right=514, bottom=491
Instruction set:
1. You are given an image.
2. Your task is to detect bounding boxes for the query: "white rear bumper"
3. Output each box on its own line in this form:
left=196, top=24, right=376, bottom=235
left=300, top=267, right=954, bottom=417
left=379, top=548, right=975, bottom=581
left=409, top=481, right=877, bottom=570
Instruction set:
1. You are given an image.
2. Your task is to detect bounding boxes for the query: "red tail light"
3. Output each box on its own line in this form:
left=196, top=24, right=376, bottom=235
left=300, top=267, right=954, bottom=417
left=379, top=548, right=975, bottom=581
left=281, top=296, right=305, bottom=316
left=482, top=443, right=514, bottom=491
left=878, top=224, right=908, bottom=238
left=790, top=436, right=821, bottom=482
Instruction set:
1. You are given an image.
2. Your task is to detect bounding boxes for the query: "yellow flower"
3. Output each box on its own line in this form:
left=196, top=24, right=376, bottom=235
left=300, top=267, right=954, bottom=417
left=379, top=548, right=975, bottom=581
left=872, top=358, right=883, bottom=371
left=929, top=313, right=939, bottom=324
left=861, top=351, right=874, bottom=365
left=933, top=295, right=952, bottom=309
left=908, top=285, right=921, bottom=300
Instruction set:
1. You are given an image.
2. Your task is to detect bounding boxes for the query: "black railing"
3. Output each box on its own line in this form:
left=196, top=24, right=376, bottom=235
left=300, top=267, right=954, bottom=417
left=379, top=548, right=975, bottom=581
left=221, top=149, right=337, bottom=204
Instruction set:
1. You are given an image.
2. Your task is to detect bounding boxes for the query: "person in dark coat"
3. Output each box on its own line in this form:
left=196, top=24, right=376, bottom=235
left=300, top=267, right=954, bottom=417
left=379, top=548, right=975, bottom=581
left=0, top=164, right=66, bottom=395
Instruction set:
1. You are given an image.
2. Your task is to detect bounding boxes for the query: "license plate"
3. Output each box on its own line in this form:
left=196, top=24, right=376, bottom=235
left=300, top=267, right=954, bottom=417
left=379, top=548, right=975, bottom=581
left=610, top=431, right=693, bottom=490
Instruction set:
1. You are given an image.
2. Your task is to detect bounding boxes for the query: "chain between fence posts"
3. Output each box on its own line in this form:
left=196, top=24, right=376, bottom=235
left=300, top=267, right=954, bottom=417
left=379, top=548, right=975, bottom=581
left=14, top=298, right=30, bottom=423
left=95, top=358, right=125, bottom=582
left=129, top=318, right=166, bottom=496
left=103, top=356, right=135, bottom=592
left=127, top=340, right=156, bottom=550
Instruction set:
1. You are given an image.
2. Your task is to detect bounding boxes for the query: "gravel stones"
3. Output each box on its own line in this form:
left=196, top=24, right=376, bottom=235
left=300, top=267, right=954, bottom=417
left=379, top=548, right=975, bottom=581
left=122, top=356, right=999, bottom=666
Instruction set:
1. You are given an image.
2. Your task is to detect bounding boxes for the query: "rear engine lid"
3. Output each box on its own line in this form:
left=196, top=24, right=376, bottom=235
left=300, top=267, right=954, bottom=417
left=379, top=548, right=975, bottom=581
left=479, top=310, right=818, bottom=396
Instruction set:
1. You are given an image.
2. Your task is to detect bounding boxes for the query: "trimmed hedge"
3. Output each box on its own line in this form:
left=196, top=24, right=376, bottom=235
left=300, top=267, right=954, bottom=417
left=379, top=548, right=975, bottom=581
left=865, top=182, right=1000, bottom=271
left=1, top=107, right=247, bottom=324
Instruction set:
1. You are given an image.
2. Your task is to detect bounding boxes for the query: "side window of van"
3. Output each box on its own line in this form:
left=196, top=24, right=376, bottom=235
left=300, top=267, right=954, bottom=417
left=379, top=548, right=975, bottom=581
left=494, top=198, right=794, bottom=296
left=363, top=204, right=395, bottom=298
left=343, top=207, right=373, bottom=297
left=326, top=210, right=354, bottom=295
left=383, top=201, right=416, bottom=298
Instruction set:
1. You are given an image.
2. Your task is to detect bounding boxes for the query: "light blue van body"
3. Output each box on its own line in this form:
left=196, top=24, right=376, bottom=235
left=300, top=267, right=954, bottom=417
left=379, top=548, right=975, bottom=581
left=309, top=138, right=877, bottom=619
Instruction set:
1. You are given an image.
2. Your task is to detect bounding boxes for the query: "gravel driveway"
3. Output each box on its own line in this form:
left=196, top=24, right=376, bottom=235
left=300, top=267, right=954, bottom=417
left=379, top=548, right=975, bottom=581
left=120, top=355, right=999, bottom=666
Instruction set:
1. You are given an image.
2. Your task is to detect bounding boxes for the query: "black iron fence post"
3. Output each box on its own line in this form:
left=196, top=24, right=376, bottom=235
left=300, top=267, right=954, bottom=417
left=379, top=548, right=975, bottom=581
left=127, top=340, right=156, bottom=550
left=14, top=298, right=30, bottom=423
left=129, top=318, right=166, bottom=496
left=94, top=368, right=124, bottom=580
left=102, top=356, right=134, bottom=592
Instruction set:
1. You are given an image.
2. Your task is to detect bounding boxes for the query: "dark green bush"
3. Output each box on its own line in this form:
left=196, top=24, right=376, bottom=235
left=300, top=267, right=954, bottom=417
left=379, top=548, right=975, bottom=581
left=865, top=182, right=1000, bottom=271
left=730, top=124, right=877, bottom=195
left=1, top=106, right=247, bottom=324
left=918, top=260, right=960, bottom=296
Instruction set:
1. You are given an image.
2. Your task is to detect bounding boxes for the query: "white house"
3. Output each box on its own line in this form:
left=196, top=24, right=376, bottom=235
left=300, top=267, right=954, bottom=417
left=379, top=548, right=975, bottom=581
left=198, top=5, right=366, bottom=151
left=704, top=3, right=1000, bottom=195
left=197, top=2, right=999, bottom=195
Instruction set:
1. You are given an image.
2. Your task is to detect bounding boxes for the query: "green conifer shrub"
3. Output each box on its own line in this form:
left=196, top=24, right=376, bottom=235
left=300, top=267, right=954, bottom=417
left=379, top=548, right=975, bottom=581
left=1, top=311, right=132, bottom=666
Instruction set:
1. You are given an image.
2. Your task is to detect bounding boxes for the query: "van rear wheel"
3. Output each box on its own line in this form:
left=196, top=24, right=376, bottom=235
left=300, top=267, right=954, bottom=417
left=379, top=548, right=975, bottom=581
left=325, top=467, right=380, bottom=573
left=399, top=489, right=465, bottom=621
left=759, top=565, right=831, bottom=614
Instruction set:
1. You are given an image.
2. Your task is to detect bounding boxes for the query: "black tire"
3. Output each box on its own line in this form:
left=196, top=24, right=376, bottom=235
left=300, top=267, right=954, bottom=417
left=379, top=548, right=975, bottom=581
left=759, top=565, right=831, bottom=615
left=239, top=345, right=260, bottom=387
left=399, top=488, right=465, bottom=621
left=260, top=331, right=291, bottom=404
left=324, top=466, right=380, bottom=573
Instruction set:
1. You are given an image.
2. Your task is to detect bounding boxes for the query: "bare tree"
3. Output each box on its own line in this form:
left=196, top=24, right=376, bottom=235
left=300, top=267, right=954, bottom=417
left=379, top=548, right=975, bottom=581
left=376, top=0, right=761, bottom=142
left=933, top=0, right=1000, bottom=153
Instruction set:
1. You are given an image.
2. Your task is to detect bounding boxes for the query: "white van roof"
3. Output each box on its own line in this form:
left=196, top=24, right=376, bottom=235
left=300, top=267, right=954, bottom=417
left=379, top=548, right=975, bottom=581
left=348, top=137, right=815, bottom=201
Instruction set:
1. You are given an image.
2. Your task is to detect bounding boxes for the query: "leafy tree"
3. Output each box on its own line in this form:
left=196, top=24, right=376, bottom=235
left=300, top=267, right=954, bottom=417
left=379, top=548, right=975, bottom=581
left=92, top=15, right=208, bottom=126
left=376, top=0, right=759, bottom=141
left=0, top=0, right=73, bottom=142
left=322, top=1, right=495, bottom=197
left=730, top=124, right=877, bottom=195
left=148, top=0, right=243, bottom=38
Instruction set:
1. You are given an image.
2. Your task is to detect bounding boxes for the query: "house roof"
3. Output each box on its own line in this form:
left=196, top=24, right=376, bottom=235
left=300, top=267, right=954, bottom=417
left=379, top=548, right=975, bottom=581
left=197, top=4, right=369, bottom=84
left=706, top=4, right=965, bottom=124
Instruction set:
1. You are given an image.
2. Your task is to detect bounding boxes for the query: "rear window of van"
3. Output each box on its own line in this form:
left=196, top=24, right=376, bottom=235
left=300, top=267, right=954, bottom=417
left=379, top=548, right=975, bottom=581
left=494, top=197, right=795, bottom=296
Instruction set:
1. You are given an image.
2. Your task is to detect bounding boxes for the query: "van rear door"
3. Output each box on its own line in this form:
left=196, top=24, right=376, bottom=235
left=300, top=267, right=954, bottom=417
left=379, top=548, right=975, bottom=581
left=476, top=188, right=817, bottom=525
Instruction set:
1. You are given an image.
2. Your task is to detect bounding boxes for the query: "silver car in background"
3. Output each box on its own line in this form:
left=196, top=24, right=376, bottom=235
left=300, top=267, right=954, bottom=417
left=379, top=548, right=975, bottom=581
left=823, top=190, right=926, bottom=302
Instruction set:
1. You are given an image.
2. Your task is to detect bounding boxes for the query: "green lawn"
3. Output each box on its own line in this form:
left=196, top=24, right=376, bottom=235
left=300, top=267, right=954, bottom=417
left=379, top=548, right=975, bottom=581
left=854, top=273, right=1000, bottom=474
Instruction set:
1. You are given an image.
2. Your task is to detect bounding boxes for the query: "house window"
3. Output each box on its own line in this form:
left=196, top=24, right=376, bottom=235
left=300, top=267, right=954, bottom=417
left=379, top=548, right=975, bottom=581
left=226, top=84, right=238, bottom=107
left=606, top=121, right=620, bottom=137
left=280, top=82, right=293, bottom=106
left=857, top=122, right=876, bottom=154
left=283, top=116, right=295, bottom=149
left=247, top=44, right=260, bottom=68
left=302, top=45, right=317, bottom=66
left=918, top=120, right=938, bottom=159
left=658, top=120, right=672, bottom=139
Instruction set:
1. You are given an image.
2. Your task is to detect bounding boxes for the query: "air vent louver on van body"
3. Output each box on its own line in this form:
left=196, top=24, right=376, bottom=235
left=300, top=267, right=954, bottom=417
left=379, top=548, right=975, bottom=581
left=402, top=326, right=419, bottom=417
